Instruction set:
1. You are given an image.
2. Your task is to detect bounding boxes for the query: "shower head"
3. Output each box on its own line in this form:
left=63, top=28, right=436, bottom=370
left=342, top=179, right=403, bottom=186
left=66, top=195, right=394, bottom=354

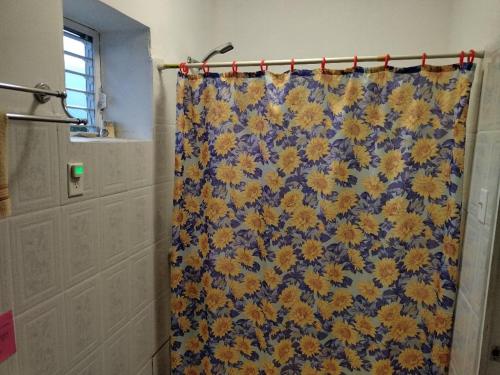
left=201, top=42, right=234, bottom=63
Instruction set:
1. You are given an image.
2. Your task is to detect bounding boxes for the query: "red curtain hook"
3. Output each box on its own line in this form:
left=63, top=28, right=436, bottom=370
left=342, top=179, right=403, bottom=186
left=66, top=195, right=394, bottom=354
left=179, top=62, right=189, bottom=74
left=421, top=52, right=427, bottom=67
left=290, top=58, right=295, bottom=72
left=260, top=59, right=268, bottom=72
left=232, top=60, right=238, bottom=74
left=459, top=50, right=465, bottom=68
left=202, top=62, right=210, bottom=75
left=384, top=54, right=390, bottom=70
left=321, top=57, right=327, bottom=72
left=353, top=55, right=358, bottom=69
left=468, top=49, right=476, bottom=64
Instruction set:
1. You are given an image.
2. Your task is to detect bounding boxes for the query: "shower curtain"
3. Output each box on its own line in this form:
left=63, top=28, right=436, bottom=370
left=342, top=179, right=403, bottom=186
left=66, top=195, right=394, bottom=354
left=171, top=63, right=474, bottom=374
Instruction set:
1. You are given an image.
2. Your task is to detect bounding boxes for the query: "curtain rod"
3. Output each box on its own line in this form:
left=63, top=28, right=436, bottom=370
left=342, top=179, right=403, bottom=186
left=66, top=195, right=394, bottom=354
left=158, top=50, right=484, bottom=70
left=6, top=113, right=87, bottom=125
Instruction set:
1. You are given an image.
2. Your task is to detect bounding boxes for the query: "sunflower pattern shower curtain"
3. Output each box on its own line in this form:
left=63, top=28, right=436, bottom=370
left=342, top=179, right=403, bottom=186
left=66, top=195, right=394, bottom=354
left=171, top=63, right=474, bottom=374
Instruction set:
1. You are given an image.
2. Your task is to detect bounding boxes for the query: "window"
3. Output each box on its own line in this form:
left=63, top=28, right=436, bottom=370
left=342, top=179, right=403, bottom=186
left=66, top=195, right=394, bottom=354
left=63, top=19, right=101, bottom=132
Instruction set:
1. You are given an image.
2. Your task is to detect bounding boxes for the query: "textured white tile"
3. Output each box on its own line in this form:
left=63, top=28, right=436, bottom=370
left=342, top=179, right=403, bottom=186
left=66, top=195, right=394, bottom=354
left=477, top=56, right=500, bottom=132
left=459, top=213, right=481, bottom=299
left=468, top=222, right=493, bottom=312
left=58, top=127, right=99, bottom=204
left=99, top=193, right=130, bottom=269
left=9, top=208, right=62, bottom=313
left=152, top=339, right=170, bottom=375
left=450, top=291, right=472, bottom=373
left=64, top=277, right=102, bottom=367
left=67, top=349, right=103, bottom=375
left=61, top=199, right=100, bottom=288
left=0, top=219, right=12, bottom=312
left=15, top=295, right=66, bottom=375
left=153, top=182, right=173, bottom=241
left=98, top=142, right=128, bottom=196
left=100, top=260, right=130, bottom=338
left=153, top=126, right=175, bottom=184
left=467, top=133, right=492, bottom=219
left=127, top=141, right=154, bottom=190
left=130, top=246, right=154, bottom=317
left=128, top=187, right=154, bottom=252
left=103, top=324, right=130, bottom=375
left=464, top=312, right=481, bottom=375
left=153, top=292, right=170, bottom=349
left=137, top=361, right=152, bottom=375
left=154, top=238, right=170, bottom=298
left=8, top=122, right=60, bottom=214
left=129, top=303, right=155, bottom=374
left=482, top=132, right=500, bottom=226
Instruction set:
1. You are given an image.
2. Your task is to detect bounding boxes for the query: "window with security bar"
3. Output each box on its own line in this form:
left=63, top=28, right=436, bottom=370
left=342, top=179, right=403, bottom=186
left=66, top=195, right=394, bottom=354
left=63, top=19, right=101, bottom=132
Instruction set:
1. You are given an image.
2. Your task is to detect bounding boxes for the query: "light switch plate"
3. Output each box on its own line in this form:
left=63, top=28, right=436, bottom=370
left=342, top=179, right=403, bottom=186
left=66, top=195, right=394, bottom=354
left=67, top=162, right=84, bottom=197
left=478, top=188, right=488, bottom=224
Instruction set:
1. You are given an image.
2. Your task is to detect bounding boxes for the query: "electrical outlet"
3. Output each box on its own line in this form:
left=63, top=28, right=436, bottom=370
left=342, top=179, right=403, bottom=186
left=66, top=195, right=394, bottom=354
left=67, top=162, right=84, bottom=197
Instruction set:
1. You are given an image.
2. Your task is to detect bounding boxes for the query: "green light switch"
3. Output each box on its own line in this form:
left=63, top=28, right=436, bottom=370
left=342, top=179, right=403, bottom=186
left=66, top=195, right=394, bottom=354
left=67, top=162, right=84, bottom=198
left=71, top=165, right=85, bottom=178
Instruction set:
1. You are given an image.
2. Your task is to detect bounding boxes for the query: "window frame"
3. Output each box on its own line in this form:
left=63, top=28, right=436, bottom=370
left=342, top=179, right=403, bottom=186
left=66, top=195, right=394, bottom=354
left=63, top=18, right=102, bottom=132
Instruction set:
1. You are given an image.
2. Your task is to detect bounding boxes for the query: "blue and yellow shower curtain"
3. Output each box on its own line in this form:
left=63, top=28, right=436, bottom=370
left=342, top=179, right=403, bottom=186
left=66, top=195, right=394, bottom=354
left=171, top=63, right=474, bottom=374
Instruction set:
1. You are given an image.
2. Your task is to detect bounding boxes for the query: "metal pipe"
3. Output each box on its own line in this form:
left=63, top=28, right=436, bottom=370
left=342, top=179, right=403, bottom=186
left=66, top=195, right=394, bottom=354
left=0, top=82, right=65, bottom=98
left=6, top=113, right=87, bottom=125
left=158, top=50, right=485, bottom=70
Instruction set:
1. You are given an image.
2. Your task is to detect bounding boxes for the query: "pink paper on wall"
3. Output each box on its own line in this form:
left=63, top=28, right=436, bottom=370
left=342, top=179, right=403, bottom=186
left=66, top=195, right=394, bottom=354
left=0, top=310, right=16, bottom=363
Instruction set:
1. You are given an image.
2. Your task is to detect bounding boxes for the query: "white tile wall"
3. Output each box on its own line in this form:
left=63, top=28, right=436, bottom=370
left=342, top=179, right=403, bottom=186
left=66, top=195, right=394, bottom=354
left=98, top=142, right=128, bottom=196
left=153, top=182, right=173, bottom=241
left=129, top=246, right=155, bottom=317
left=128, top=187, right=154, bottom=252
left=152, top=339, right=170, bottom=375
left=67, top=349, right=103, bottom=375
left=103, top=324, right=130, bottom=375
left=15, top=295, right=66, bottom=375
left=129, top=303, right=155, bottom=374
left=153, top=125, right=175, bottom=184
left=9, top=208, right=62, bottom=314
left=128, top=141, right=154, bottom=190
left=0, top=219, right=12, bottom=312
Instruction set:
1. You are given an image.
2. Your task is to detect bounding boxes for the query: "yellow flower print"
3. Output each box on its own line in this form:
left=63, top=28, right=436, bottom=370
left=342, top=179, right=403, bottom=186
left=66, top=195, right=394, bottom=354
left=341, top=117, right=369, bottom=142
left=331, top=289, right=353, bottom=312
left=261, top=299, right=278, bottom=321
left=214, top=344, right=239, bottom=364
left=304, top=268, right=330, bottom=296
left=336, top=190, right=358, bottom=213
left=411, top=137, right=438, bottom=164
left=372, top=359, right=394, bottom=375
left=212, top=316, right=233, bottom=337
left=279, top=285, right=302, bottom=308
left=236, top=247, right=254, bottom=266
left=425, top=309, right=452, bottom=335
left=212, top=227, right=234, bottom=249
left=248, top=114, right=269, bottom=136
left=206, top=100, right=231, bottom=126
left=431, top=344, right=450, bottom=369
left=398, top=348, right=424, bottom=371
left=345, top=348, right=362, bottom=370
left=278, top=147, right=301, bottom=174
left=228, top=280, right=246, bottom=299
left=215, top=257, right=240, bottom=277
left=263, top=268, right=281, bottom=290
left=374, top=258, right=400, bottom=287
left=186, top=337, right=202, bottom=353
left=357, top=280, right=380, bottom=302
left=198, top=233, right=209, bottom=256
left=306, top=137, right=329, bottom=161
left=199, top=142, right=210, bottom=166
left=307, top=170, right=333, bottom=195
left=453, top=147, right=465, bottom=171
left=421, top=69, right=453, bottom=85
left=244, top=181, right=262, bottom=203
left=172, top=207, right=188, bottom=227
left=244, top=302, right=265, bottom=326
left=205, top=288, right=227, bottom=311
left=270, top=72, right=290, bottom=88
left=276, top=245, right=297, bottom=271
left=399, top=99, right=432, bottom=130
left=235, top=336, right=253, bottom=355
left=327, top=93, right=345, bottom=115
left=300, top=335, right=320, bottom=357
left=205, top=197, right=228, bottom=221
left=443, top=235, right=459, bottom=260
left=330, top=160, right=351, bottom=182
left=382, top=196, right=409, bottom=221
left=380, top=150, right=405, bottom=180
left=391, top=212, right=424, bottom=241
left=247, top=80, right=266, bottom=105
left=177, top=316, right=191, bottom=332
left=344, top=79, right=363, bottom=105
left=170, top=268, right=182, bottom=289
left=184, top=194, right=200, bottom=213
left=453, top=121, right=466, bottom=143
left=177, top=113, right=192, bottom=134
left=238, top=152, right=257, bottom=174
left=186, top=164, right=202, bottom=182
left=185, top=253, right=202, bottom=270
left=388, top=83, right=415, bottom=112
left=362, top=175, right=385, bottom=198
left=353, top=145, right=371, bottom=167
left=405, top=280, right=437, bottom=305
left=335, top=222, right=363, bottom=245
left=171, top=296, right=187, bottom=315
left=319, top=200, right=337, bottom=221
left=317, top=299, right=334, bottom=320
left=378, top=302, right=403, bottom=327
left=289, top=302, right=315, bottom=327
left=354, top=314, right=375, bottom=337
left=348, top=249, right=366, bottom=270
left=368, top=70, right=393, bottom=87
left=179, top=230, right=192, bottom=246
left=412, top=173, right=445, bottom=199
left=171, top=351, right=181, bottom=369
left=235, top=91, right=250, bottom=111
left=289, top=205, right=318, bottom=231
left=322, top=358, right=342, bottom=375
left=266, top=103, right=284, bottom=125
left=324, top=263, right=345, bottom=283
left=295, top=103, right=324, bottom=130
left=184, top=281, right=200, bottom=299
left=243, top=273, right=261, bottom=294
left=436, top=90, right=458, bottom=113
left=273, top=339, right=295, bottom=364
left=313, top=70, right=342, bottom=88
left=301, top=239, right=323, bottom=261
left=199, top=319, right=209, bottom=341
left=388, top=315, right=417, bottom=342
left=332, top=320, right=359, bottom=345
left=364, top=104, right=386, bottom=127
left=404, top=248, right=429, bottom=272
left=359, top=212, right=379, bottom=235
left=264, top=170, right=284, bottom=192
left=301, top=363, right=321, bottom=375
left=216, top=162, right=243, bottom=185
left=244, top=211, right=266, bottom=233
left=285, top=86, right=310, bottom=112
